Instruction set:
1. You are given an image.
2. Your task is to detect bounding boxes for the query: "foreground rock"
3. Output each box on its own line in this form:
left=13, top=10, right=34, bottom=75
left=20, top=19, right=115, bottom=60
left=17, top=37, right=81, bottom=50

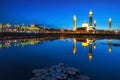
left=30, top=63, right=90, bottom=80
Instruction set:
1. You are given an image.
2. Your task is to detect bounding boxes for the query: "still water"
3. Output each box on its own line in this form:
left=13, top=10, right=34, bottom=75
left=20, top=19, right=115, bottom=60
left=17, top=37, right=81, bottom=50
left=0, top=37, right=120, bottom=80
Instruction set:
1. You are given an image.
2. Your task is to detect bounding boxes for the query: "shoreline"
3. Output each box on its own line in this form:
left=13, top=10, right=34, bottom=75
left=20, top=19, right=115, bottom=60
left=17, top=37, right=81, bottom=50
left=0, top=32, right=120, bottom=39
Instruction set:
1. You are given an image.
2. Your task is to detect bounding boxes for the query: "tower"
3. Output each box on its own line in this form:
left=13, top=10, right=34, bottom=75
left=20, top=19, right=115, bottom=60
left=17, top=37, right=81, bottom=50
left=73, top=38, right=77, bottom=55
left=94, top=20, right=96, bottom=30
left=108, top=18, right=112, bottom=31
left=89, top=10, right=93, bottom=30
left=73, top=15, right=77, bottom=31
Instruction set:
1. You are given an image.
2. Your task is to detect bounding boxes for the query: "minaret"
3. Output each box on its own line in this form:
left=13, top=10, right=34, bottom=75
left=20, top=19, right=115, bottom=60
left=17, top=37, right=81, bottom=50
left=73, top=15, right=77, bottom=31
left=108, top=18, right=112, bottom=31
left=108, top=39, right=112, bottom=53
left=73, top=38, right=77, bottom=55
left=94, top=20, right=96, bottom=30
left=88, top=40, right=93, bottom=61
left=89, top=10, right=93, bottom=30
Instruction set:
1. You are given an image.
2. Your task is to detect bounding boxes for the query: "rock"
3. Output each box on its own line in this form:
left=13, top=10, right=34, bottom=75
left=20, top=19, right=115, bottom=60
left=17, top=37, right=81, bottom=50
left=30, top=63, right=90, bottom=80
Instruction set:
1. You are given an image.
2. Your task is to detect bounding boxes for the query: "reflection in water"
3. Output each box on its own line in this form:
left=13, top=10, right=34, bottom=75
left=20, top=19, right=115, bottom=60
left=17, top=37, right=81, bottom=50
left=0, top=36, right=120, bottom=80
left=89, top=40, right=93, bottom=61
left=73, top=38, right=77, bottom=55
left=0, top=37, right=115, bottom=61
left=101, top=39, right=120, bottom=48
left=0, top=37, right=59, bottom=49
left=72, top=38, right=94, bottom=60
left=93, top=40, right=96, bottom=49
left=82, top=38, right=89, bottom=48
left=72, top=38, right=114, bottom=60
left=108, top=39, right=112, bottom=53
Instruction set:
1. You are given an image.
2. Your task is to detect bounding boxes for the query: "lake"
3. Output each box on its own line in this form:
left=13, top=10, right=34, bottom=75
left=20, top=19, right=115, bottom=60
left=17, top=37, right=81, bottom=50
left=0, top=36, right=120, bottom=80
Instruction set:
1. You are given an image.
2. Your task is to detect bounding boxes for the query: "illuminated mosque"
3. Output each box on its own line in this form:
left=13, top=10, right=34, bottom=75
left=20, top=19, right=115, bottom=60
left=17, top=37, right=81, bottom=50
left=73, top=10, right=96, bottom=33
left=73, top=9, right=112, bottom=33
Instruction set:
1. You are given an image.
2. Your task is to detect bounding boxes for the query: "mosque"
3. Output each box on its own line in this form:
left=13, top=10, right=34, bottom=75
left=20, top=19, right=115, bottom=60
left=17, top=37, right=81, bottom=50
left=73, top=9, right=113, bottom=33
left=73, top=10, right=96, bottom=33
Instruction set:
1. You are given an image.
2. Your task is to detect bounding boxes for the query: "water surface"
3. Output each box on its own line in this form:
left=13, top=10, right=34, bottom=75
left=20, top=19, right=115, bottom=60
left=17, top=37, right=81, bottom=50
left=0, top=37, right=120, bottom=80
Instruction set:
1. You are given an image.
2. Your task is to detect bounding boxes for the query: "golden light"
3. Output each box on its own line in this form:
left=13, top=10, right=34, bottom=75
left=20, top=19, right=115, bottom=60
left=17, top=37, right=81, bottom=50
left=73, top=49, right=77, bottom=55
left=82, top=22, right=88, bottom=28
left=31, top=25, right=35, bottom=27
left=73, top=38, right=77, bottom=55
left=89, top=53, right=93, bottom=61
left=82, top=42, right=88, bottom=47
left=94, top=45, right=96, bottom=49
left=109, top=48, right=112, bottom=53
left=115, top=30, right=118, bottom=33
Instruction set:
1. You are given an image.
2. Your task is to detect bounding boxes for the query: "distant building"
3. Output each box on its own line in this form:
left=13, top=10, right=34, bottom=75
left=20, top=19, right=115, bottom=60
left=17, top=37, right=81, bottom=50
left=0, top=24, right=2, bottom=32
left=60, top=29, right=65, bottom=33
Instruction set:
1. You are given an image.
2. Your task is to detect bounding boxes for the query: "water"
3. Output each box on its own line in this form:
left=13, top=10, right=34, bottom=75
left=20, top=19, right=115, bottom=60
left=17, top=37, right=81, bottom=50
left=0, top=37, right=120, bottom=80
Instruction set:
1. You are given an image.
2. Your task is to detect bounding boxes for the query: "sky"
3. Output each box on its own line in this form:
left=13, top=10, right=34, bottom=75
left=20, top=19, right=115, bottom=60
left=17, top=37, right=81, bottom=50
left=0, top=0, right=120, bottom=29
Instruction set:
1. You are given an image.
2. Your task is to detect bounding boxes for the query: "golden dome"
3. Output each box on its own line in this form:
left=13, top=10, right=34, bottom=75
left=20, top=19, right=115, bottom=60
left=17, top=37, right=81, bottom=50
left=82, top=42, right=88, bottom=47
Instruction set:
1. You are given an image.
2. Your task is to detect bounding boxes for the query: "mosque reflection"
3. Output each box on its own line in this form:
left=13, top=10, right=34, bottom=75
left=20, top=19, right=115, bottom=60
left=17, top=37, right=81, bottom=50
left=0, top=37, right=113, bottom=61
left=72, top=37, right=112, bottom=61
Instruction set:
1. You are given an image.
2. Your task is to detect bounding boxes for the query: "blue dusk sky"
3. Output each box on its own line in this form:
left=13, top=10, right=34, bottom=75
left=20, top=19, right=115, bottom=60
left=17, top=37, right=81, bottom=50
left=0, top=0, right=120, bottom=29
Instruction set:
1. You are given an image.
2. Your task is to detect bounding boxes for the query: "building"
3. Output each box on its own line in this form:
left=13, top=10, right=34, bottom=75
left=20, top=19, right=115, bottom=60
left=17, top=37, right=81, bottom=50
left=73, top=10, right=96, bottom=33
left=82, top=22, right=89, bottom=32
left=76, top=22, right=89, bottom=33
left=76, top=27, right=87, bottom=33
left=73, top=15, right=77, bottom=31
